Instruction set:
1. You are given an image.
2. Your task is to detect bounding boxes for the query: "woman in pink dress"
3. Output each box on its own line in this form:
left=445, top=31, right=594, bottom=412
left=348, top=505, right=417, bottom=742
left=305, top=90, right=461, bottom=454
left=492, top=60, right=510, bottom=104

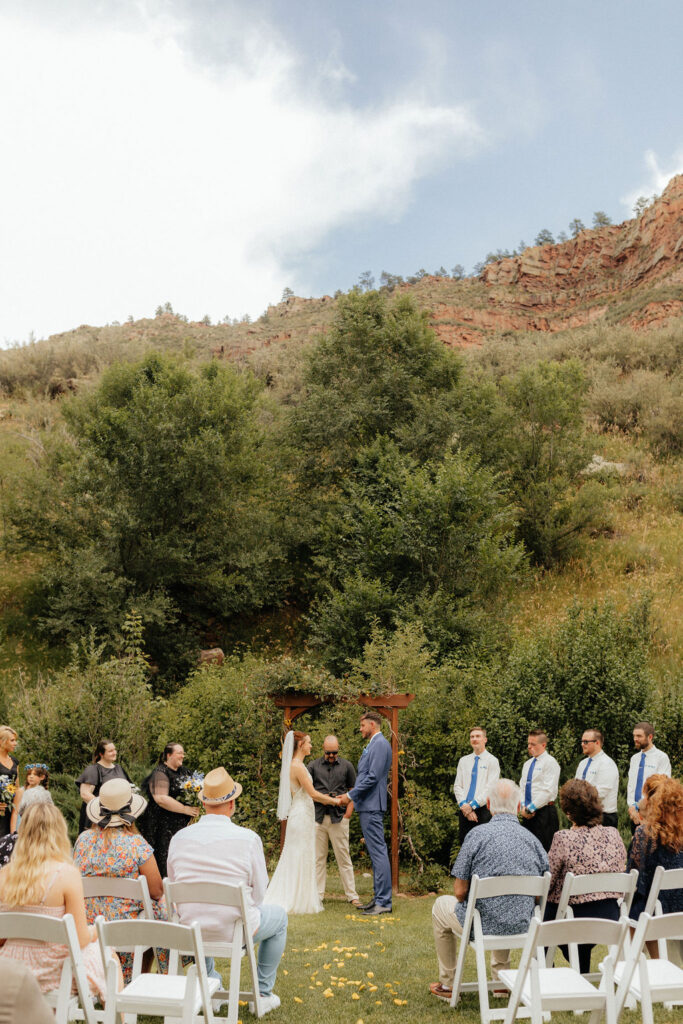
left=0, top=802, right=118, bottom=1001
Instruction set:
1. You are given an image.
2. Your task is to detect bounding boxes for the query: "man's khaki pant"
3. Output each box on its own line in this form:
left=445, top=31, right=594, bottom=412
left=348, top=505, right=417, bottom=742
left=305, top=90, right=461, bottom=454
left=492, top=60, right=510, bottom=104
left=315, top=815, right=359, bottom=902
left=432, top=895, right=510, bottom=987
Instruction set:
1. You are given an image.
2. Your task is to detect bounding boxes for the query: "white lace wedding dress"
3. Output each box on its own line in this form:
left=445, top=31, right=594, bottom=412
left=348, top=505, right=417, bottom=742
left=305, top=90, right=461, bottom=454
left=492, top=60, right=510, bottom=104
left=264, top=778, right=323, bottom=915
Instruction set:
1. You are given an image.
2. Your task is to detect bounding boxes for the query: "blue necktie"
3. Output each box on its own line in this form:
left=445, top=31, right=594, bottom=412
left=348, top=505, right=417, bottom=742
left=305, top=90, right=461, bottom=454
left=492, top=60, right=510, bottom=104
left=582, top=757, right=592, bottom=779
left=465, top=755, right=479, bottom=804
left=634, top=752, right=646, bottom=803
left=525, top=758, right=536, bottom=807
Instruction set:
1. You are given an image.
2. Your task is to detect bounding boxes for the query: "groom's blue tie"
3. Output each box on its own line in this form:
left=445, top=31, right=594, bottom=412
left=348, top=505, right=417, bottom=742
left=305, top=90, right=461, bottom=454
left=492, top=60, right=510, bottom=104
left=465, top=755, right=479, bottom=804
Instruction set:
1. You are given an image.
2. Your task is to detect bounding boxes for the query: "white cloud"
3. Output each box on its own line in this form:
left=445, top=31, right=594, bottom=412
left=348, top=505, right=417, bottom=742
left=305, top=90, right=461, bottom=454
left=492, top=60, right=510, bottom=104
left=621, top=148, right=683, bottom=213
left=0, top=6, right=484, bottom=343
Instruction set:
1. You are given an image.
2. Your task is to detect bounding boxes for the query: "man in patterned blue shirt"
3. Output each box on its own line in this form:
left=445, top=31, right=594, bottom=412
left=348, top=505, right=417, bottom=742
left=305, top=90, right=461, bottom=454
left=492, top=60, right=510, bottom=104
left=430, top=779, right=548, bottom=1000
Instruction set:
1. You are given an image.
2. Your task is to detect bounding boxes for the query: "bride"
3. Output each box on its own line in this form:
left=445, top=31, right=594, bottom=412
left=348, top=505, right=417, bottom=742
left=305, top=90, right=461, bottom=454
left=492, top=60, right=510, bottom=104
left=264, top=730, right=341, bottom=914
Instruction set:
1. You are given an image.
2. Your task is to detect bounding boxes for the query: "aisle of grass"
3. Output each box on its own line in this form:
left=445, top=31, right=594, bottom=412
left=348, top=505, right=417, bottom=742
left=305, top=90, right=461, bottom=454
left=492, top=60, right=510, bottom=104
left=137, top=872, right=676, bottom=1023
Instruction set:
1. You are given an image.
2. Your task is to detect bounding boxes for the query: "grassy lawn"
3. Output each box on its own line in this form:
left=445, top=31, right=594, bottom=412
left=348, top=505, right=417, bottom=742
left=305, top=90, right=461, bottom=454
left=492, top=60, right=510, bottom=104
left=137, top=870, right=678, bottom=1023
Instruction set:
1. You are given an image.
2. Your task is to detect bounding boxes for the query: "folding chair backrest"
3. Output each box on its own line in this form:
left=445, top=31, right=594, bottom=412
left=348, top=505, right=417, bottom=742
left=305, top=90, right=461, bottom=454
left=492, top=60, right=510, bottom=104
left=640, top=909, right=683, bottom=944
left=470, top=872, right=551, bottom=918
left=644, top=866, right=683, bottom=917
left=538, top=915, right=627, bottom=955
left=97, top=915, right=198, bottom=955
left=82, top=874, right=154, bottom=918
left=558, top=869, right=638, bottom=916
left=0, top=911, right=97, bottom=1024
left=164, top=879, right=245, bottom=910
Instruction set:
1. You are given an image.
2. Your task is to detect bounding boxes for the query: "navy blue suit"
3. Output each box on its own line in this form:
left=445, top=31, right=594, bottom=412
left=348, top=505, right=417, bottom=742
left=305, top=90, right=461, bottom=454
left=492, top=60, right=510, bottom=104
left=349, top=732, right=392, bottom=907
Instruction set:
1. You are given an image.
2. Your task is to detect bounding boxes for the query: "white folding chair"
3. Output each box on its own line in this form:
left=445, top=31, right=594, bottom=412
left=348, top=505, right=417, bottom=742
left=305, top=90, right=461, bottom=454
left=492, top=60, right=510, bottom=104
left=545, top=869, right=638, bottom=978
left=82, top=875, right=156, bottom=976
left=635, top=865, right=683, bottom=958
left=96, top=915, right=219, bottom=1024
left=500, top=915, right=628, bottom=1024
left=449, top=872, right=551, bottom=1024
left=614, top=911, right=683, bottom=1024
left=0, top=910, right=97, bottom=1024
left=164, top=879, right=262, bottom=1024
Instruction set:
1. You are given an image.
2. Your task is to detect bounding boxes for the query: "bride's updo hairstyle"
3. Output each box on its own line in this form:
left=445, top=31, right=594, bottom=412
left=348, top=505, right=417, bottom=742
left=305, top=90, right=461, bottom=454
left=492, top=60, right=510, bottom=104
left=293, top=731, right=308, bottom=752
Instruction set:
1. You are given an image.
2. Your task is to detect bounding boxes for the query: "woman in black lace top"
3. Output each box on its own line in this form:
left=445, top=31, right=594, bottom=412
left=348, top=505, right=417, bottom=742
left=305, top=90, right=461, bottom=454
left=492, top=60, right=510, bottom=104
left=138, top=742, right=199, bottom=877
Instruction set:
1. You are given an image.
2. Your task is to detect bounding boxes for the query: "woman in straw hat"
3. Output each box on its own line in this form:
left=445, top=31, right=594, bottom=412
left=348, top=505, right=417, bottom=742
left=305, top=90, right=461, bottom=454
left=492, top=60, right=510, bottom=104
left=74, top=778, right=170, bottom=982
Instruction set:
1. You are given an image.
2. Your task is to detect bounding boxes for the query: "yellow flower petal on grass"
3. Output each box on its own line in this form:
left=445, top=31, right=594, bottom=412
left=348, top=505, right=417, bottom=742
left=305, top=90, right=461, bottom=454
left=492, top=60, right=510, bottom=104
left=352, top=993, right=360, bottom=1000
left=323, top=988, right=334, bottom=998
left=366, top=972, right=374, bottom=978
left=293, top=997, right=303, bottom=1004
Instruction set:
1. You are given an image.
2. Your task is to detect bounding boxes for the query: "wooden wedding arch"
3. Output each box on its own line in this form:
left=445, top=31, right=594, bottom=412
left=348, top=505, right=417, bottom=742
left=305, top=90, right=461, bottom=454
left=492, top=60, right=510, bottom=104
left=269, top=692, right=414, bottom=892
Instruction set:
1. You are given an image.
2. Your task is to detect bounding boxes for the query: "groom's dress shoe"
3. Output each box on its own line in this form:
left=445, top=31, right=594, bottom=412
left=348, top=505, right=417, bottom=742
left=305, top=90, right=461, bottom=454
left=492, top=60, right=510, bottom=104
left=358, top=899, right=376, bottom=911
left=362, top=904, right=392, bottom=915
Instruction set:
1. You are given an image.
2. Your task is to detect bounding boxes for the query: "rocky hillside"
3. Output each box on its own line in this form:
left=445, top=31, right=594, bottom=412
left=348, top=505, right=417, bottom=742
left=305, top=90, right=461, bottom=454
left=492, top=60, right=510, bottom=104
left=1, top=176, right=682, bottom=396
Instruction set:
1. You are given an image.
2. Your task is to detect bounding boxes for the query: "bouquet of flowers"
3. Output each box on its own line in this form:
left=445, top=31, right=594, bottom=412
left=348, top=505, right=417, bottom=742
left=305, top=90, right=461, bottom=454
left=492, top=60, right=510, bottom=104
left=179, top=771, right=205, bottom=818
left=0, top=776, right=16, bottom=813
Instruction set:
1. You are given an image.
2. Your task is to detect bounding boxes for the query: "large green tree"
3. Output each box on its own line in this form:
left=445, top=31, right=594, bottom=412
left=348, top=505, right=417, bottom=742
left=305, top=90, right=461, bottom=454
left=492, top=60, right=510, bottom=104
left=14, top=354, right=286, bottom=675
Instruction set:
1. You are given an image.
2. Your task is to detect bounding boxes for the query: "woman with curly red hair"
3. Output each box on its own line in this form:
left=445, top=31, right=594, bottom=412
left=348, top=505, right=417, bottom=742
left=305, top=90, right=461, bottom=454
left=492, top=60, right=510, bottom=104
left=628, top=774, right=683, bottom=955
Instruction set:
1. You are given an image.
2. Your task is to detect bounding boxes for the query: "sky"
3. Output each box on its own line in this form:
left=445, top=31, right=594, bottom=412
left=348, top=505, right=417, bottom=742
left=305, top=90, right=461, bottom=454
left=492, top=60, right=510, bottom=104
left=1, top=0, right=682, bottom=345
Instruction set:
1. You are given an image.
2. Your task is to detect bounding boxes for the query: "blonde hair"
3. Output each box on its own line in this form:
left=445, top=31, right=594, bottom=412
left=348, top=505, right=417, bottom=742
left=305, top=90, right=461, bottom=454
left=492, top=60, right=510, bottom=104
left=0, top=804, right=72, bottom=906
left=0, top=726, right=18, bottom=753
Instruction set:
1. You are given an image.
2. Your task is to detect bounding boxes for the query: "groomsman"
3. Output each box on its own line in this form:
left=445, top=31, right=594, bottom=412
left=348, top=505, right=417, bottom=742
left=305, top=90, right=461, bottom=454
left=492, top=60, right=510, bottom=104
left=453, top=727, right=500, bottom=845
left=627, top=721, right=672, bottom=831
left=574, top=729, right=619, bottom=828
left=519, top=729, right=560, bottom=852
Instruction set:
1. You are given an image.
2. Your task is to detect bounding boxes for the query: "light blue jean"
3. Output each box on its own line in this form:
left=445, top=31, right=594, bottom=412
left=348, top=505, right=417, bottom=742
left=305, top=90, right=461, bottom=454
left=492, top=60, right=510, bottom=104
left=205, top=904, right=288, bottom=997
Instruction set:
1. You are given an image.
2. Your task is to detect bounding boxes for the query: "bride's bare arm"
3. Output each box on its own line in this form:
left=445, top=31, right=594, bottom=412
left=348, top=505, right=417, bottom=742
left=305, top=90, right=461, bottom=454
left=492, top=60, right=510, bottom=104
left=291, top=761, right=339, bottom=805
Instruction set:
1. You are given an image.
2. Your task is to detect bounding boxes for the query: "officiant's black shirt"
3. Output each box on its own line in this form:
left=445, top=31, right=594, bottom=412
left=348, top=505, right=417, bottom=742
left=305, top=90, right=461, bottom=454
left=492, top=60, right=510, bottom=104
left=308, top=756, right=357, bottom=824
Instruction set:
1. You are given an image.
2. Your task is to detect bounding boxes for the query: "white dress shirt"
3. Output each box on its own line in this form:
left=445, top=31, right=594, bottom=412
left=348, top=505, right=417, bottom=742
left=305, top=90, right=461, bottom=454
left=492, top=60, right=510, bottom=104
left=626, top=746, right=672, bottom=807
left=167, top=814, right=268, bottom=941
left=519, top=751, right=560, bottom=813
left=453, top=750, right=500, bottom=810
left=574, top=749, right=619, bottom=813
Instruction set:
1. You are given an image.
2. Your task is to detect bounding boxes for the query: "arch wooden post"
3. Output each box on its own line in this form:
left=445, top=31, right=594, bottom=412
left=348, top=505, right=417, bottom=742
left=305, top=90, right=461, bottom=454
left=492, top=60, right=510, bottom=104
left=270, top=692, right=414, bottom=892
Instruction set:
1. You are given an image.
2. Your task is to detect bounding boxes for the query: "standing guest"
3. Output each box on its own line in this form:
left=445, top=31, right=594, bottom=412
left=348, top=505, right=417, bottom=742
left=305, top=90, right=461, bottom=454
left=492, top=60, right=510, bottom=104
left=544, top=779, right=626, bottom=974
left=574, top=730, right=620, bottom=828
left=74, top=778, right=169, bottom=983
left=453, top=726, right=500, bottom=845
left=519, top=729, right=561, bottom=852
left=339, top=712, right=393, bottom=916
left=628, top=775, right=683, bottom=957
left=308, top=735, right=361, bottom=907
left=627, top=722, right=672, bottom=832
left=138, top=742, right=198, bottom=877
left=0, top=726, right=20, bottom=837
left=0, top=803, right=113, bottom=1000
left=430, top=779, right=548, bottom=1001
left=75, top=739, right=131, bottom=835
left=167, top=767, right=288, bottom=1016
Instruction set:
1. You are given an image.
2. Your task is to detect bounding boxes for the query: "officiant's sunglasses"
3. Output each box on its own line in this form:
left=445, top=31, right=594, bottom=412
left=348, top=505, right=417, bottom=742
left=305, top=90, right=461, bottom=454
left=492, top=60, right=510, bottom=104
left=324, top=750, right=339, bottom=758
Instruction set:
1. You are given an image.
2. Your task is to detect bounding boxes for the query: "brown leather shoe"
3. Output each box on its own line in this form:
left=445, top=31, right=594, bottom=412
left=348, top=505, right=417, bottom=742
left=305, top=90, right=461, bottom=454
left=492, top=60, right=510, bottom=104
left=429, top=983, right=452, bottom=1000
left=349, top=898, right=363, bottom=908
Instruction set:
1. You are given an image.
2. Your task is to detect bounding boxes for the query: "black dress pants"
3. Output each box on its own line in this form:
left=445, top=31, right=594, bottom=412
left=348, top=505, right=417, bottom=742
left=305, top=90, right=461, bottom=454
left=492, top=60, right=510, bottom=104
left=520, top=803, right=559, bottom=852
left=544, top=897, right=620, bottom=974
left=458, top=806, right=492, bottom=845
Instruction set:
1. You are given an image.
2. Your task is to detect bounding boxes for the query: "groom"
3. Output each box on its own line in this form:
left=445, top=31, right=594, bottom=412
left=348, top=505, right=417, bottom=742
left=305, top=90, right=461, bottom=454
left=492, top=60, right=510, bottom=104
left=340, top=711, right=393, bottom=916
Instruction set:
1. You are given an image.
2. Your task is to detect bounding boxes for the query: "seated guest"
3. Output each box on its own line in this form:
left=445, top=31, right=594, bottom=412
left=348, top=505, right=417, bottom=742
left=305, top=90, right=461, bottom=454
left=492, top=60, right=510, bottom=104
left=0, top=960, right=54, bottom=1024
left=430, top=778, right=549, bottom=1001
left=167, top=767, right=287, bottom=1016
left=73, top=778, right=169, bottom=983
left=0, top=803, right=114, bottom=999
left=544, top=779, right=626, bottom=973
left=628, top=774, right=683, bottom=957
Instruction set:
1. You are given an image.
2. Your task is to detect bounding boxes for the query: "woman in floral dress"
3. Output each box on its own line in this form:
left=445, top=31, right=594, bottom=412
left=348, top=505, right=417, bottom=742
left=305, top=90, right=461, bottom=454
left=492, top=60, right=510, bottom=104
left=73, top=778, right=170, bottom=982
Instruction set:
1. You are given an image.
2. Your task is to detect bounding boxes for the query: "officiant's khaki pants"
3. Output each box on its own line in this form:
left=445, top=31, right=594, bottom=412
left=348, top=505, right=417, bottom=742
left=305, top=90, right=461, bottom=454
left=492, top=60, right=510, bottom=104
left=315, top=815, right=359, bottom=902
left=432, top=895, right=510, bottom=986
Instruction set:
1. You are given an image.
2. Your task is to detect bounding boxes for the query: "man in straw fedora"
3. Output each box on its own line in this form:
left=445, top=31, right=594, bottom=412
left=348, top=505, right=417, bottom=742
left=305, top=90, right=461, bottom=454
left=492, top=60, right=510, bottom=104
left=167, top=767, right=287, bottom=1014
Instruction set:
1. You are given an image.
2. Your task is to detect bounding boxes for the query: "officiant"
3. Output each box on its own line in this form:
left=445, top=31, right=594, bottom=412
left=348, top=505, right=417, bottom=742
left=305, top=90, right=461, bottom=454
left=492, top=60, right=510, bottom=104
left=308, top=736, right=361, bottom=907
